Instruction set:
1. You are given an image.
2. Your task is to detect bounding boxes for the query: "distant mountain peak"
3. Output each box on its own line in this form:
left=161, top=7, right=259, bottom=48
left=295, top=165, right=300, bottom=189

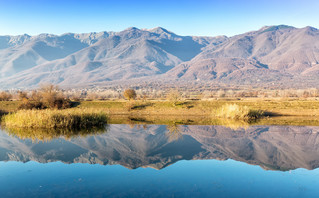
left=1, top=25, right=319, bottom=89
left=304, top=26, right=318, bottom=31
left=259, top=25, right=295, bottom=33
left=124, top=27, right=140, bottom=32
left=147, top=27, right=177, bottom=36
left=148, top=27, right=170, bottom=33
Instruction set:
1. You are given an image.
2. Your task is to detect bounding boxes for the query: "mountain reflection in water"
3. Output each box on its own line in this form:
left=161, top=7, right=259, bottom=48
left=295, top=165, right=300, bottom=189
left=1, top=124, right=319, bottom=171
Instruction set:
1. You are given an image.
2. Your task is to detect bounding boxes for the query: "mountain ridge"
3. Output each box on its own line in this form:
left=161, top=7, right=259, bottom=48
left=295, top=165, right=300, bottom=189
left=0, top=25, right=318, bottom=89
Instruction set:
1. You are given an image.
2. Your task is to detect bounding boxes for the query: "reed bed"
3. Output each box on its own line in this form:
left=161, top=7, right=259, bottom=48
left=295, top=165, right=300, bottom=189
left=1, top=109, right=108, bottom=129
left=215, top=104, right=264, bottom=121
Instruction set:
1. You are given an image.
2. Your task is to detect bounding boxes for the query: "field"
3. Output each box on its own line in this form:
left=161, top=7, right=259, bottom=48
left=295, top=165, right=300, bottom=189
left=1, top=98, right=319, bottom=126
left=59, top=98, right=319, bottom=116
left=2, top=98, right=319, bottom=116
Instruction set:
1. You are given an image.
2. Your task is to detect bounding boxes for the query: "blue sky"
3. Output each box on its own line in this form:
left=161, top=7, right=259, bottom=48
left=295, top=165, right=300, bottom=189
left=0, top=0, right=318, bottom=36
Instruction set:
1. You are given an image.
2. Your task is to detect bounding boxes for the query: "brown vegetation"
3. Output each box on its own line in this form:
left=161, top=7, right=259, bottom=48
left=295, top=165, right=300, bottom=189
left=166, top=89, right=182, bottom=106
left=18, top=84, right=72, bottom=110
left=0, top=92, right=12, bottom=101
left=123, top=89, right=137, bottom=100
left=2, top=109, right=107, bottom=130
left=215, top=104, right=264, bottom=121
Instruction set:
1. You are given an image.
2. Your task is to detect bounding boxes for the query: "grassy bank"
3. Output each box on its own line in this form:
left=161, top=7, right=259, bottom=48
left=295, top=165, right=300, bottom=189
left=2, top=98, right=319, bottom=118
left=1, top=109, right=108, bottom=130
left=2, top=98, right=319, bottom=141
left=77, top=99, right=319, bottom=117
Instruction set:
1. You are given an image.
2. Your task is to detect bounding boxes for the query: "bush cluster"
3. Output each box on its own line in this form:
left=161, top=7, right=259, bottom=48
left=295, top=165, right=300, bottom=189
left=0, top=92, right=12, bottom=101
left=18, top=85, right=72, bottom=110
left=123, top=89, right=137, bottom=100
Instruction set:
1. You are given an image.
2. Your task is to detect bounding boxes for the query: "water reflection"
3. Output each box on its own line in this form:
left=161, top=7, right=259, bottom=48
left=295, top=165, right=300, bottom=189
left=166, top=123, right=182, bottom=142
left=1, top=124, right=319, bottom=171
left=4, top=125, right=109, bottom=142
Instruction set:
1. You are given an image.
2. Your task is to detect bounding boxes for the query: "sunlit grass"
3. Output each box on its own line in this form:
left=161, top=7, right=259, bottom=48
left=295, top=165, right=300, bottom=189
left=1, top=108, right=108, bottom=129
left=2, top=98, right=319, bottom=118
left=214, top=104, right=264, bottom=121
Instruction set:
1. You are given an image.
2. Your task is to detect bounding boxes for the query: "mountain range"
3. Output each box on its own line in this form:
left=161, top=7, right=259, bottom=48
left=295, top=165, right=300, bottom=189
left=1, top=25, right=319, bottom=89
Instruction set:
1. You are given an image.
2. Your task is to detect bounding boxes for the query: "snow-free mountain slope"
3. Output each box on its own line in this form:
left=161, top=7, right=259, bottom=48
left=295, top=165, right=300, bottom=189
left=164, top=25, right=319, bottom=84
left=0, top=27, right=222, bottom=88
left=0, top=32, right=112, bottom=78
left=1, top=25, right=319, bottom=88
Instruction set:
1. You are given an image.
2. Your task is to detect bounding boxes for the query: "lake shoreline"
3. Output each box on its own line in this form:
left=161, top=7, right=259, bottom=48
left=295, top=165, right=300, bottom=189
left=2, top=99, right=319, bottom=126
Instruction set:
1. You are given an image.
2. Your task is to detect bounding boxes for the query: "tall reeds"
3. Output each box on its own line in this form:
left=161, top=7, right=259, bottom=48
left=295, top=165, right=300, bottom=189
left=1, top=109, right=108, bottom=129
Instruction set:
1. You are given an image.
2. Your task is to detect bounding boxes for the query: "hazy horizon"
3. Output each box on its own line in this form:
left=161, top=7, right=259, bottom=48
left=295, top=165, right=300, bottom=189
left=1, top=0, right=318, bottom=37
left=1, top=24, right=317, bottom=37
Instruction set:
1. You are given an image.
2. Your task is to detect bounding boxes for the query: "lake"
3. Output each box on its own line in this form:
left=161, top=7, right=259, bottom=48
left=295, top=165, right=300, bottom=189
left=1, top=124, right=319, bottom=197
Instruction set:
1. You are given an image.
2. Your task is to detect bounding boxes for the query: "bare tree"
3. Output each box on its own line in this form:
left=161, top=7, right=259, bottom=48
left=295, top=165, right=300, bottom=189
left=167, top=89, right=181, bottom=106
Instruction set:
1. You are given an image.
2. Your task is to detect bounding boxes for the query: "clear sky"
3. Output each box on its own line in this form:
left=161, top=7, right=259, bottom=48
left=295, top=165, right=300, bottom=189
left=0, top=0, right=318, bottom=37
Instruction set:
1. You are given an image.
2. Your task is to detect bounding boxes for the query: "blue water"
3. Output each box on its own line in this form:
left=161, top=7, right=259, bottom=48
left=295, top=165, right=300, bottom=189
left=1, top=124, right=319, bottom=197
left=1, top=160, right=318, bottom=198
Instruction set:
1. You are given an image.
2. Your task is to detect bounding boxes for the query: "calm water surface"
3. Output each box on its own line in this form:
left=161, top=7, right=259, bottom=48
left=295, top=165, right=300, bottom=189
left=1, top=124, right=319, bottom=197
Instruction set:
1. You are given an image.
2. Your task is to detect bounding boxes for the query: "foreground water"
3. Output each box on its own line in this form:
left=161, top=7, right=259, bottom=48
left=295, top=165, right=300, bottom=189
left=1, top=124, right=319, bottom=197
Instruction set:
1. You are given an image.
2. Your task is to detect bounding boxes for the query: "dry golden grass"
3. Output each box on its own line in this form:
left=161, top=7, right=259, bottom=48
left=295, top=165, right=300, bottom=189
left=214, top=104, right=264, bottom=121
left=1, top=108, right=107, bottom=129
left=3, top=98, right=319, bottom=118
left=76, top=99, right=319, bottom=117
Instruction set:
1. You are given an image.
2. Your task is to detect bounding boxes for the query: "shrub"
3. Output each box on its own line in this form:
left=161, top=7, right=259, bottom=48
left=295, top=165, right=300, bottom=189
left=215, top=104, right=264, bottom=121
left=167, top=89, right=181, bottom=106
left=18, top=84, right=72, bottom=110
left=19, top=98, right=45, bottom=110
left=0, top=92, right=12, bottom=101
left=18, top=91, right=28, bottom=101
left=124, top=89, right=137, bottom=100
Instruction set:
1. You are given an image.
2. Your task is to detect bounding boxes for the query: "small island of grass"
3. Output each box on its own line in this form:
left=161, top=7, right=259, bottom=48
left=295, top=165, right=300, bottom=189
left=1, top=109, right=108, bottom=130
